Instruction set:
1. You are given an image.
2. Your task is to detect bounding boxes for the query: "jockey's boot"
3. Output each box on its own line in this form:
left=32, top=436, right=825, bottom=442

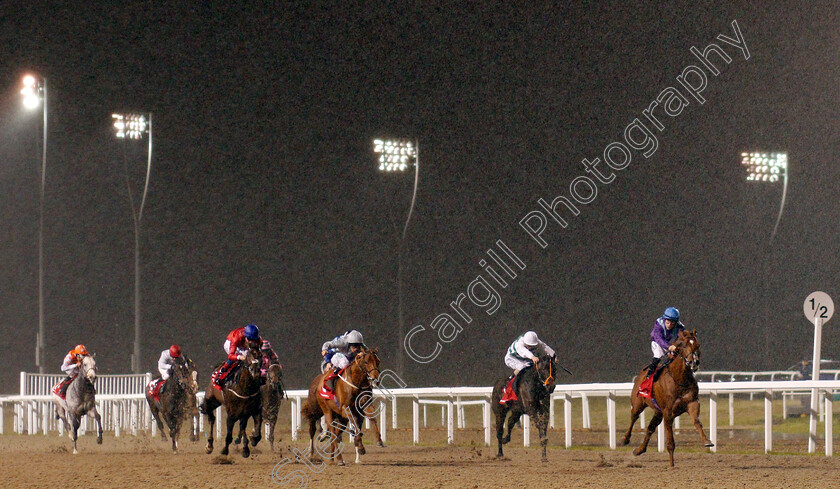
left=215, top=360, right=235, bottom=388
left=645, top=357, right=660, bottom=378
left=58, top=376, right=73, bottom=398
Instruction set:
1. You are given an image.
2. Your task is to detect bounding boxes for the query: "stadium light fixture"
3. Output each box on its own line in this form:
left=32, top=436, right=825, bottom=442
left=741, top=152, right=788, bottom=242
left=112, top=112, right=153, bottom=373
left=21, top=74, right=48, bottom=373
left=373, top=138, right=420, bottom=375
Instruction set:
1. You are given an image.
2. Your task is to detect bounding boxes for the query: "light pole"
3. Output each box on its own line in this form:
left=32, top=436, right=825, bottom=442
left=21, top=74, right=47, bottom=373
left=373, top=138, right=419, bottom=375
left=113, top=113, right=152, bottom=374
left=742, top=152, right=788, bottom=367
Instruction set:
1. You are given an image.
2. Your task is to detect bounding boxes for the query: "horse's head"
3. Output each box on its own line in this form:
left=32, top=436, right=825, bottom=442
left=170, top=360, right=192, bottom=385
left=355, top=348, right=381, bottom=386
left=244, top=346, right=263, bottom=377
left=675, top=329, right=701, bottom=372
left=81, top=355, right=97, bottom=383
left=537, top=354, right=557, bottom=393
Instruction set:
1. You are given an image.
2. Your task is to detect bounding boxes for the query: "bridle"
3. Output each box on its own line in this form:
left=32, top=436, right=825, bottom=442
left=536, top=357, right=555, bottom=388
left=339, top=350, right=380, bottom=390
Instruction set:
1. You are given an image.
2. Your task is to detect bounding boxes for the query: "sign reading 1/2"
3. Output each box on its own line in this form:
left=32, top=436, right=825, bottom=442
left=804, top=291, right=834, bottom=323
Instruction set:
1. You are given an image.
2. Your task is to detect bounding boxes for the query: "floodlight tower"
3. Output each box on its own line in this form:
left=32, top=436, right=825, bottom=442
left=742, top=152, right=788, bottom=367
left=112, top=113, right=153, bottom=374
left=21, top=74, right=47, bottom=373
left=373, top=138, right=419, bottom=375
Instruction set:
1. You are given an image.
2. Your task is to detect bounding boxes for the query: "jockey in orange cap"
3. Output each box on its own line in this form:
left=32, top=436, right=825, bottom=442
left=54, top=344, right=90, bottom=399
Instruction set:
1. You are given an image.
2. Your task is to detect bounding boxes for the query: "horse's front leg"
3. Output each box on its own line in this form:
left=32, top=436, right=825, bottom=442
left=664, top=411, right=676, bottom=467
left=504, top=407, right=521, bottom=444
left=250, top=411, right=262, bottom=447
left=92, top=407, right=103, bottom=445
left=205, top=406, right=216, bottom=454
left=494, top=407, right=508, bottom=458
left=351, top=409, right=365, bottom=463
left=622, top=392, right=646, bottom=446
left=686, top=399, right=714, bottom=447
left=221, top=414, right=236, bottom=456
left=536, top=410, right=549, bottom=462
left=633, top=408, right=662, bottom=456
left=239, top=416, right=251, bottom=458
left=327, top=413, right=345, bottom=466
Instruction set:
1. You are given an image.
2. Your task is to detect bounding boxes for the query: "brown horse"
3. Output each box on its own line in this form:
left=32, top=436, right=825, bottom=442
left=491, top=354, right=557, bottom=461
left=234, top=362, right=285, bottom=450
left=621, top=329, right=714, bottom=466
left=200, top=346, right=263, bottom=458
left=301, top=348, right=381, bottom=465
left=146, top=359, right=195, bottom=453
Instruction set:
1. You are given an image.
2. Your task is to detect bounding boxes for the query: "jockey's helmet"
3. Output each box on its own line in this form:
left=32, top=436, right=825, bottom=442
left=523, top=331, right=539, bottom=347
left=663, top=307, right=680, bottom=322
left=346, top=330, right=364, bottom=345
left=73, top=344, right=88, bottom=356
left=244, top=324, right=260, bottom=340
left=169, top=344, right=181, bottom=357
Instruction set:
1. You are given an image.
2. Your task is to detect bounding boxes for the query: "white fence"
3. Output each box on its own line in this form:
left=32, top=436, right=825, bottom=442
left=3, top=375, right=839, bottom=456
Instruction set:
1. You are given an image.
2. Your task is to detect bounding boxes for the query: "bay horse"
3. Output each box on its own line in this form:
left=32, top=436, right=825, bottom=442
left=201, top=346, right=263, bottom=458
left=301, top=348, right=381, bottom=465
left=234, top=361, right=285, bottom=450
left=51, top=355, right=103, bottom=454
left=621, top=329, right=714, bottom=466
left=146, top=359, right=196, bottom=452
left=492, top=354, right=557, bottom=461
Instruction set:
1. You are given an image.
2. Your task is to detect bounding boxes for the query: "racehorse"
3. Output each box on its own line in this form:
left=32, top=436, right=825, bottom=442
left=261, top=362, right=285, bottom=450
left=52, top=355, right=103, bottom=454
left=233, top=361, right=285, bottom=450
left=201, top=346, right=263, bottom=458
left=492, top=354, right=557, bottom=461
left=146, top=359, right=196, bottom=452
left=301, top=348, right=381, bottom=465
left=621, top=329, right=714, bottom=467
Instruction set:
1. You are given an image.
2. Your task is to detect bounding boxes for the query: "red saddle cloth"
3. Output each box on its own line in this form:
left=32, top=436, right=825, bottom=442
left=499, top=375, right=519, bottom=404
left=319, top=368, right=346, bottom=400
left=52, top=378, right=73, bottom=400
left=147, top=378, right=165, bottom=402
left=639, top=364, right=664, bottom=400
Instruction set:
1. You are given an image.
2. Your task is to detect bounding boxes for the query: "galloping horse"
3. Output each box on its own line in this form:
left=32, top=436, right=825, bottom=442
left=233, top=361, right=285, bottom=450
left=621, top=329, right=714, bottom=466
left=146, top=360, right=196, bottom=452
left=201, top=346, right=263, bottom=458
left=52, top=355, right=103, bottom=454
left=492, top=354, right=557, bottom=461
left=301, top=348, right=381, bottom=465
left=261, top=363, right=285, bottom=450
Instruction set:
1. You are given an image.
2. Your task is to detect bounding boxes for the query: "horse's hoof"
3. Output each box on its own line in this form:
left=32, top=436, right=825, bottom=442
left=633, top=447, right=646, bottom=456
left=376, top=441, right=385, bottom=448
left=620, top=438, right=630, bottom=446
left=72, top=449, right=78, bottom=455
left=705, top=441, right=715, bottom=447
left=97, top=437, right=103, bottom=445
left=541, top=456, right=548, bottom=463
left=221, top=448, right=229, bottom=456
left=242, top=450, right=250, bottom=459
left=337, top=461, right=345, bottom=467
left=357, top=447, right=366, bottom=456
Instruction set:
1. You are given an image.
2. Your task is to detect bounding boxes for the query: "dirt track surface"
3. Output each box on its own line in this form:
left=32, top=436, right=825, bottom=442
left=2, top=434, right=840, bottom=489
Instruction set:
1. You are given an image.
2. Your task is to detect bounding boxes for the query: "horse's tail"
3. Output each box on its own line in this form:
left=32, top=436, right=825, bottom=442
left=301, top=396, right=321, bottom=421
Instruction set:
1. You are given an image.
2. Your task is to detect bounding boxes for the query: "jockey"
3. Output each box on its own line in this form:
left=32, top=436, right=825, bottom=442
left=504, top=331, right=555, bottom=376
left=320, top=329, right=366, bottom=372
left=55, top=344, right=91, bottom=398
left=157, top=344, right=185, bottom=381
left=645, top=306, right=686, bottom=378
left=214, top=324, right=262, bottom=388
left=260, top=339, right=282, bottom=378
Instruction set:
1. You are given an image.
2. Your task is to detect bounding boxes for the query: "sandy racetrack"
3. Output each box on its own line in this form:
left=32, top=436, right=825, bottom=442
left=2, top=432, right=840, bottom=489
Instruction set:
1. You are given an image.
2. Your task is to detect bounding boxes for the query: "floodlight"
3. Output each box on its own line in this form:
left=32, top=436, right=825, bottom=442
left=112, top=113, right=149, bottom=139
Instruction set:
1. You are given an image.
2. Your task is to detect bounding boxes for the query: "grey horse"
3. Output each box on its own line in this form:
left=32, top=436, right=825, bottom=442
left=52, top=355, right=103, bottom=454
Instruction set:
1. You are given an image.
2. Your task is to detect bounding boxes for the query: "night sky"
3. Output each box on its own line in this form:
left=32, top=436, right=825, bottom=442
left=1, top=2, right=838, bottom=392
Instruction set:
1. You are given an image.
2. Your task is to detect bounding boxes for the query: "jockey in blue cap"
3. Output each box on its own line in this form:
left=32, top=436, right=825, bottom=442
left=645, top=307, right=686, bottom=378
left=214, top=324, right=262, bottom=388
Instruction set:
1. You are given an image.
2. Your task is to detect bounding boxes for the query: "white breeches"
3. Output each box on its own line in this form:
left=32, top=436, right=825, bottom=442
left=651, top=341, right=668, bottom=359
left=504, top=353, right=531, bottom=372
